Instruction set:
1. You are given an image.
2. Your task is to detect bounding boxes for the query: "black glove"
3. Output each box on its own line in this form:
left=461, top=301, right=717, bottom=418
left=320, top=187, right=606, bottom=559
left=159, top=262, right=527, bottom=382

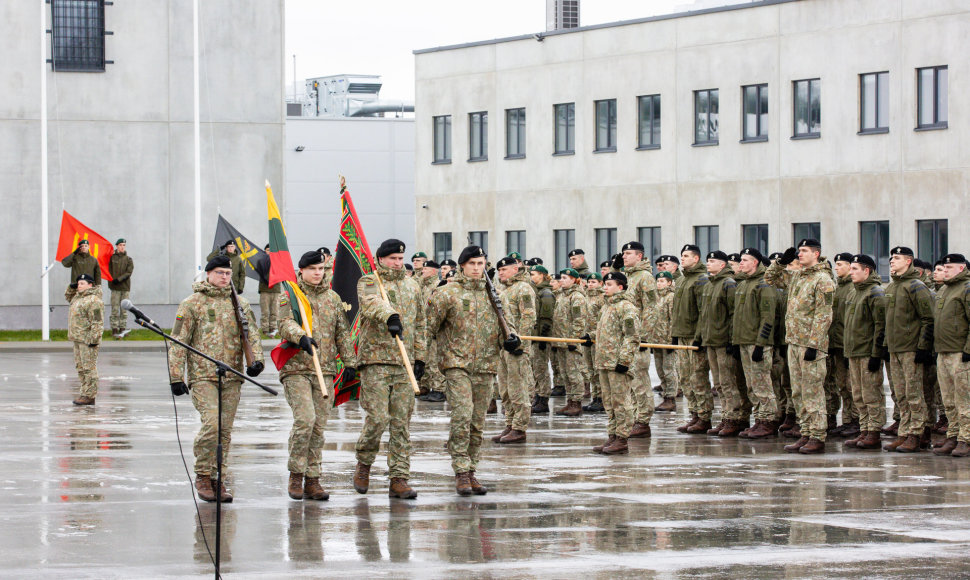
left=752, top=345, right=764, bottom=362
left=170, top=381, right=190, bottom=396
left=246, top=360, right=264, bottom=377
left=503, top=334, right=522, bottom=353
left=88, top=343, right=98, bottom=348
left=413, top=360, right=425, bottom=381
left=611, top=254, right=624, bottom=270
left=581, top=334, right=593, bottom=347
left=881, top=349, right=890, bottom=362
left=567, top=344, right=577, bottom=352
left=915, top=349, right=933, bottom=365
left=671, top=337, right=678, bottom=346
left=237, top=288, right=243, bottom=295
left=804, top=347, right=817, bottom=361
left=692, top=339, right=702, bottom=348
left=829, top=348, right=843, bottom=359
left=298, top=335, right=318, bottom=355
left=779, top=247, right=798, bottom=266
left=386, top=314, right=403, bottom=339
left=614, top=363, right=629, bottom=374
left=343, top=367, right=357, bottom=382
left=726, top=344, right=739, bottom=359
left=639, top=345, right=649, bottom=352
left=538, top=341, right=547, bottom=351
left=487, top=268, right=496, bottom=279
left=867, top=357, right=881, bottom=373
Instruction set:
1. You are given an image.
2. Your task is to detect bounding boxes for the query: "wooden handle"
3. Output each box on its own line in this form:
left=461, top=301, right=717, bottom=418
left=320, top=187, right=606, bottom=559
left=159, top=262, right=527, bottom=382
left=518, top=335, right=698, bottom=351
left=309, top=344, right=329, bottom=399
left=373, top=269, right=421, bottom=394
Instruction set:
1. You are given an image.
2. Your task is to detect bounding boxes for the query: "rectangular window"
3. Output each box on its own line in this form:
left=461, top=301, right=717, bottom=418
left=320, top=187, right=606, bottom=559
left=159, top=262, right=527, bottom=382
left=468, top=231, right=488, bottom=255
left=917, top=66, right=948, bottom=130
left=742, top=224, right=769, bottom=255
left=637, top=94, right=661, bottom=149
left=433, top=115, right=452, bottom=163
left=638, top=227, right=662, bottom=265
left=742, top=84, right=768, bottom=142
left=433, top=232, right=452, bottom=263
left=594, top=99, right=617, bottom=152
left=468, top=112, right=488, bottom=161
left=505, top=108, right=526, bottom=159
left=860, top=72, right=889, bottom=133
left=554, top=102, right=575, bottom=155
left=694, top=225, right=719, bottom=259
left=505, top=230, right=526, bottom=257
left=694, top=89, right=719, bottom=145
left=917, top=219, right=948, bottom=264
left=51, top=0, right=106, bottom=72
left=860, top=221, right=890, bottom=279
left=793, top=78, right=821, bottom=138
left=792, top=222, right=821, bottom=246
left=554, top=229, right=575, bottom=272
left=595, top=228, right=617, bottom=266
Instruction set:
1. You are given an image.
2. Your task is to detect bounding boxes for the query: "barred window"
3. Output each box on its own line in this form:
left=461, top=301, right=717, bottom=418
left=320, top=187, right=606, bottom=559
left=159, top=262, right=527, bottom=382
left=51, top=0, right=106, bottom=72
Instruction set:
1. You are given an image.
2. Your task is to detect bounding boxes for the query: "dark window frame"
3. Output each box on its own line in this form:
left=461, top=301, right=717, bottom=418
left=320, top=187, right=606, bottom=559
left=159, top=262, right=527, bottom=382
left=468, top=231, right=489, bottom=256
left=859, top=220, right=890, bottom=280
left=432, top=115, right=452, bottom=164
left=792, top=222, right=821, bottom=246
left=693, top=88, right=719, bottom=146
left=741, top=84, right=769, bottom=143
left=433, top=232, right=452, bottom=263
left=50, top=0, right=109, bottom=72
left=917, top=219, right=948, bottom=264
left=694, top=225, right=719, bottom=259
left=637, top=226, right=662, bottom=265
left=916, top=65, right=948, bottom=131
left=554, top=229, right=576, bottom=272
left=595, top=228, right=618, bottom=266
left=505, top=108, right=526, bottom=159
left=636, top=94, right=661, bottom=150
left=468, top=111, right=488, bottom=162
left=505, top=230, right=526, bottom=257
left=594, top=99, right=617, bottom=153
left=553, top=102, right=575, bottom=156
left=792, top=78, right=821, bottom=139
left=741, top=224, right=769, bottom=255
left=859, top=71, right=890, bottom=135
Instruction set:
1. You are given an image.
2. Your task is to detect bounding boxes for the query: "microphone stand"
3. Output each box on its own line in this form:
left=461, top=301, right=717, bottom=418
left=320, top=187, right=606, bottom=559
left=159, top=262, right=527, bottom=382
left=131, top=315, right=276, bottom=580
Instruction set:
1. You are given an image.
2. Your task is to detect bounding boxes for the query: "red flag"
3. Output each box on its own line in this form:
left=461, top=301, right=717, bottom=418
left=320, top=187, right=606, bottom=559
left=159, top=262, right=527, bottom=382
left=55, top=210, right=113, bottom=281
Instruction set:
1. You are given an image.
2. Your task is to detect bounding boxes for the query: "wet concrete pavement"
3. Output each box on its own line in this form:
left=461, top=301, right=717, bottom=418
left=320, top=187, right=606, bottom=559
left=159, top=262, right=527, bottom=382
left=3, top=349, right=970, bottom=578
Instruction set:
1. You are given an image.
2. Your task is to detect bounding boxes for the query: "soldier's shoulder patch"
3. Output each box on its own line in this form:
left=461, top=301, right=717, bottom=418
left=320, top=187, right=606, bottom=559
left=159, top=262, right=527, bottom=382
left=824, top=292, right=834, bottom=305
left=624, top=317, right=635, bottom=333
left=724, top=279, right=737, bottom=288
left=870, top=287, right=885, bottom=297
left=280, top=293, right=290, bottom=306
left=572, top=304, right=582, bottom=316
left=522, top=293, right=533, bottom=307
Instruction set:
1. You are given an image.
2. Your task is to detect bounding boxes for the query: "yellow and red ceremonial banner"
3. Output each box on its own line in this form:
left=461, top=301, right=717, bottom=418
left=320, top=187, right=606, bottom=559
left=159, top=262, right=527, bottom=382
left=55, top=210, right=113, bottom=281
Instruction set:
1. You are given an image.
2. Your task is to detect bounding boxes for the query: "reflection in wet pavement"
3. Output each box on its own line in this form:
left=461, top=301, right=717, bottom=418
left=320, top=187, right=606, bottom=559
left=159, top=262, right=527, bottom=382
left=3, top=350, right=970, bottom=578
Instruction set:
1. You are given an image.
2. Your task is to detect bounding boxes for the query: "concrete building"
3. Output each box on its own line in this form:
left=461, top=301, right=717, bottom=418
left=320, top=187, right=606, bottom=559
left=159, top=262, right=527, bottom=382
left=414, top=0, right=969, bottom=275
left=1, top=0, right=285, bottom=329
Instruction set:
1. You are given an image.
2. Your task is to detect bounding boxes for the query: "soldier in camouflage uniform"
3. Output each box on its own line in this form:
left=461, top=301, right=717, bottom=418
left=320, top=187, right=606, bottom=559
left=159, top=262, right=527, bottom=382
left=768, top=252, right=796, bottom=432
left=107, top=239, right=133, bottom=338
left=617, top=241, right=660, bottom=437
left=825, top=253, right=858, bottom=436
left=255, top=245, right=281, bottom=337
left=206, top=240, right=246, bottom=293
left=653, top=272, right=679, bottom=412
left=672, top=244, right=712, bottom=433
left=416, top=260, right=446, bottom=401
left=765, top=239, right=835, bottom=454
left=278, top=251, right=358, bottom=501
left=67, top=274, right=103, bottom=405
left=353, top=239, right=427, bottom=499
left=592, top=272, right=641, bottom=455
left=492, top=256, right=536, bottom=444
left=568, top=249, right=592, bottom=278
left=696, top=251, right=742, bottom=437
left=552, top=268, right=589, bottom=416
left=583, top=273, right=606, bottom=413
left=529, top=265, right=556, bottom=413
left=61, top=239, right=101, bottom=300
left=932, top=254, right=970, bottom=457
left=429, top=246, right=520, bottom=496
left=168, top=255, right=266, bottom=503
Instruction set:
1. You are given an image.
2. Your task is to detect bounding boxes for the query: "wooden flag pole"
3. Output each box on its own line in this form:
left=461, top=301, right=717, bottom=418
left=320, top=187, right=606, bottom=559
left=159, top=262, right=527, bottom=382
left=372, top=269, right=421, bottom=394
left=519, top=335, right=699, bottom=351
left=294, top=288, right=328, bottom=398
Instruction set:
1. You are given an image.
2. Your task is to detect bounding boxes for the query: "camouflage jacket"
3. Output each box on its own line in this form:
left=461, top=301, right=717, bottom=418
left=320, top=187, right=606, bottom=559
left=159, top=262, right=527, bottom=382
left=624, top=259, right=660, bottom=342
left=533, top=280, right=556, bottom=336
left=428, top=272, right=505, bottom=374
left=552, top=285, right=588, bottom=349
left=828, top=275, right=853, bottom=350
left=585, top=287, right=605, bottom=340
left=765, top=259, right=835, bottom=350
left=108, top=252, right=133, bottom=292
left=843, top=271, right=887, bottom=359
left=420, top=274, right=439, bottom=303
left=278, top=274, right=358, bottom=378
left=168, top=281, right=264, bottom=384
left=774, top=287, right=788, bottom=347
left=933, top=268, right=970, bottom=354
left=885, top=266, right=935, bottom=353
left=695, top=267, right=737, bottom=347
left=500, top=270, right=537, bottom=346
left=356, top=263, right=427, bottom=367
left=731, top=265, right=777, bottom=347
left=671, top=261, right=709, bottom=339
left=68, top=286, right=104, bottom=345
left=654, top=286, right=674, bottom=344
left=594, top=291, right=640, bottom=370
left=61, top=251, right=101, bottom=288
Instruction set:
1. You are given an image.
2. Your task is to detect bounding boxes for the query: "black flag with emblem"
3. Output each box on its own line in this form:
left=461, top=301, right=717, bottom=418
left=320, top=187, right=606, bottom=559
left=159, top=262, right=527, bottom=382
left=212, top=214, right=265, bottom=281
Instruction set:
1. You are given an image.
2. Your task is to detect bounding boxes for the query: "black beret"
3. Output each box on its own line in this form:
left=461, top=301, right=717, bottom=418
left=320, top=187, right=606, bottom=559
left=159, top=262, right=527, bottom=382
left=205, top=255, right=232, bottom=271
left=424, top=260, right=440, bottom=269
left=496, top=256, right=517, bottom=269
left=77, top=239, right=90, bottom=246
left=664, top=255, right=681, bottom=265
left=890, top=246, right=914, bottom=257
left=75, top=273, right=95, bottom=284
left=727, top=253, right=741, bottom=262
left=376, top=239, right=406, bottom=258
left=317, top=246, right=331, bottom=256
left=529, top=257, right=543, bottom=265
left=740, top=248, right=764, bottom=262
left=603, top=271, right=628, bottom=287
left=654, top=255, right=665, bottom=264
left=852, top=254, right=877, bottom=269
left=706, top=250, right=729, bottom=262
left=568, top=249, right=585, bottom=257
left=621, top=241, right=644, bottom=253
left=458, top=245, right=486, bottom=264
left=443, top=270, right=457, bottom=279
left=298, top=250, right=323, bottom=268
left=768, top=252, right=783, bottom=261
left=404, top=263, right=414, bottom=271
left=797, top=238, right=821, bottom=249
left=934, top=260, right=944, bottom=268
left=224, top=239, right=236, bottom=247
left=681, top=244, right=701, bottom=255
left=942, top=253, right=967, bottom=265
left=441, top=259, right=457, bottom=268
left=600, top=260, right=611, bottom=268
left=834, top=252, right=853, bottom=263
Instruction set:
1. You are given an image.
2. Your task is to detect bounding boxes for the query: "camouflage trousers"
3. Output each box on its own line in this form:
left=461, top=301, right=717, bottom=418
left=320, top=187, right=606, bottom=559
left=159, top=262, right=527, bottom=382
left=531, top=342, right=552, bottom=397
left=923, top=362, right=939, bottom=426
left=677, top=345, right=713, bottom=420
left=498, top=350, right=533, bottom=431
left=887, top=360, right=900, bottom=422
left=740, top=345, right=777, bottom=421
left=936, top=353, right=970, bottom=442
left=73, top=342, right=99, bottom=398
left=655, top=348, right=679, bottom=398
left=282, top=373, right=334, bottom=477
left=191, top=379, right=242, bottom=476
left=355, top=364, right=415, bottom=479
left=632, top=348, right=654, bottom=424
left=847, top=357, right=886, bottom=432
left=551, top=348, right=564, bottom=388
left=824, top=351, right=856, bottom=421
left=585, top=346, right=600, bottom=398
left=259, top=291, right=280, bottom=335
left=109, top=290, right=129, bottom=332
left=562, top=349, right=587, bottom=403
left=888, top=352, right=927, bottom=437
left=420, top=341, right=446, bottom=394
left=787, top=345, right=828, bottom=441
left=444, top=368, right=493, bottom=474
left=772, top=346, right=794, bottom=414
left=709, top=347, right=746, bottom=421
left=599, top=370, right=634, bottom=438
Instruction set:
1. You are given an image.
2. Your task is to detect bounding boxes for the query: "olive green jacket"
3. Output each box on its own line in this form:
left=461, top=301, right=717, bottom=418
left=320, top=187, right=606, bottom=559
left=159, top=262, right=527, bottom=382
left=108, top=252, right=133, bottom=292
left=933, top=268, right=970, bottom=354
left=533, top=280, right=556, bottom=336
left=828, top=275, right=853, bottom=350
left=884, top=266, right=935, bottom=353
left=695, top=267, right=737, bottom=347
left=671, top=261, right=709, bottom=340
left=843, top=271, right=886, bottom=359
left=731, top=265, right=777, bottom=347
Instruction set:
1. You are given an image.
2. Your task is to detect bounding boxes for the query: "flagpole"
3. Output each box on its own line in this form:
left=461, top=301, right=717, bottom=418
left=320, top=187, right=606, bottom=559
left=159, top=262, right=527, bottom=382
left=40, top=0, right=50, bottom=341
left=192, top=0, right=202, bottom=277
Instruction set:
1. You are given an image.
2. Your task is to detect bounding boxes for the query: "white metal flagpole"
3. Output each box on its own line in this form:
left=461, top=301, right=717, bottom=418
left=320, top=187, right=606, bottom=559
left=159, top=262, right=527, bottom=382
left=40, top=0, right=50, bottom=341
left=193, top=0, right=202, bottom=276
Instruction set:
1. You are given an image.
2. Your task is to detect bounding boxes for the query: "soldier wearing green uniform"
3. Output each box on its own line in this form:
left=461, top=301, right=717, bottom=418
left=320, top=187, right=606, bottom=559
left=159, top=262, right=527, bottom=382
left=207, top=240, right=246, bottom=293
left=417, top=260, right=447, bottom=402
left=618, top=241, right=660, bottom=437
left=61, top=239, right=101, bottom=297
left=672, top=244, right=712, bottom=434
left=107, top=239, right=133, bottom=339
left=279, top=251, right=358, bottom=501
left=583, top=273, right=606, bottom=413
left=353, top=239, right=426, bottom=499
left=492, top=256, right=536, bottom=444
left=168, top=255, right=266, bottom=503
left=552, top=268, right=589, bottom=416
left=653, top=272, right=679, bottom=412
left=255, top=244, right=281, bottom=337
left=826, top=253, right=858, bottom=436
left=568, top=248, right=591, bottom=278
left=696, top=251, right=742, bottom=437
left=529, top=265, right=556, bottom=413
left=932, top=254, right=970, bottom=457
left=67, top=273, right=103, bottom=405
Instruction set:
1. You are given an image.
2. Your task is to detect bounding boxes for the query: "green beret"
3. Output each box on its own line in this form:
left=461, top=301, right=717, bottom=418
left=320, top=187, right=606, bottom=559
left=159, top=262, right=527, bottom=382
left=559, top=268, right=580, bottom=279
left=411, top=251, right=428, bottom=259
left=530, top=265, right=548, bottom=274
left=589, top=273, right=603, bottom=281
left=656, top=271, right=673, bottom=280
left=115, top=238, right=126, bottom=245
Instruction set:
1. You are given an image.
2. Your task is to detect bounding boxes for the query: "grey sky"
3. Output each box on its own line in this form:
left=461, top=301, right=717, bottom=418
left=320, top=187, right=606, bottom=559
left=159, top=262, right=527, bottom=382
left=284, top=0, right=743, bottom=101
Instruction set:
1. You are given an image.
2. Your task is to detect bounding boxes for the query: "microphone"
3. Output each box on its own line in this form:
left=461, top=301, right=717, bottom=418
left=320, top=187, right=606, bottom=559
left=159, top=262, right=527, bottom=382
left=121, top=299, right=157, bottom=327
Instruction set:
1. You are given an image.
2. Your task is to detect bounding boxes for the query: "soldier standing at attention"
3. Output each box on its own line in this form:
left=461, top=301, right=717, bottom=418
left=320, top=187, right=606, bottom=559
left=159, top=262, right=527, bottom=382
left=583, top=273, right=607, bottom=413
left=417, top=260, right=447, bottom=402
left=695, top=250, right=741, bottom=437
left=279, top=251, right=358, bottom=501
left=653, top=271, right=679, bottom=412
left=616, top=241, right=659, bottom=438
left=765, top=239, right=835, bottom=454
left=672, top=244, right=711, bottom=434
left=932, top=254, right=970, bottom=457
left=168, top=255, right=266, bottom=503
left=429, top=246, right=521, bottom=496
left=552, top=268, right=590, bottom=416
left=529, top=265, right=556, bottom=414
left=353, top=240, right=426, bottom=499
left=108, top=239, right=133, bottom=339
left=68, top=274, right=103, bottom=405
left=568, top=249, right=591, bottom=278
left=600, top=261, right=612, bottom=278
left=492, top=256, right=536, bottom=444
left=255, top=244, right=281, bottom=338
left=411, top=252, right=428, bottom=271
left=61, top=239, right=101, bottom=295
left=826, top=253, right=858, bottom=436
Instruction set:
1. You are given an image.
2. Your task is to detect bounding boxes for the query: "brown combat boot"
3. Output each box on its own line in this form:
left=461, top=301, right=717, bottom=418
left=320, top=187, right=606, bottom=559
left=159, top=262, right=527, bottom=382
left=952, top=441, right=970, bottom=457
left=304, top=477, right=330, bottom=501
left=896, top=435, right=922, bottom=453
left=353, top=462, right=371, bottom=494
left=72, top=396, right=95, bottom=406
left=455, top=472, right=472, bottom=496
left=746, top=420, right=777, bottom=439
left=920, top=426, right=933, bottom=449
left=593, top=435, right=616, bottom=453
left=718, top=420, right=744, bottom=438
left=499, top=429, right=527, bottom=444
left=706, top=419, right=727, bottom=436
left=388, top=477, right=417, bottom=499
left=799, top=437, right=825, bottom=454
left=934, top=415, right=949, bottom=435
left=602, top=437, right=629, bottom=455
left=487, top=399, right=498, bottom=414
left=288, top=472, right=304, bottom=500
left=468, top=472, right=488, bottom=495
left=628, top=422, right=651, bottom=438
left=555, top=400, right=583, bottom=417
left=491, top=426, right=512, bottom=443
left=213, top=478, right=233, bottom=503
left=933, top=437, right=957, bottom=456
left=855, top=431, right=882, bottom=449
left=882, top=420, right=899, bottom=436
left=687, top=419, right=712, bottom=435
left=655, top=397, right=676, bottom=413
left=825, top=415, right=839, bottom=435
left=784, top=436, right=810, bottom=453
left=677, top=413, right=699, bottom=433
left=739, top=420, right=758, bottom=439
left=844, top=431, right=864, bottom=448
left=840, top=420, right=861, bottom=439
left=778, top=412, right=796, bottom=433
left=782, top=423, right=802, bottom=439
left=532, top=396, right=550, bottom=414
left=883, top=436, right=907, bottom=452
left=195, top=474, right=217, bottom=502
